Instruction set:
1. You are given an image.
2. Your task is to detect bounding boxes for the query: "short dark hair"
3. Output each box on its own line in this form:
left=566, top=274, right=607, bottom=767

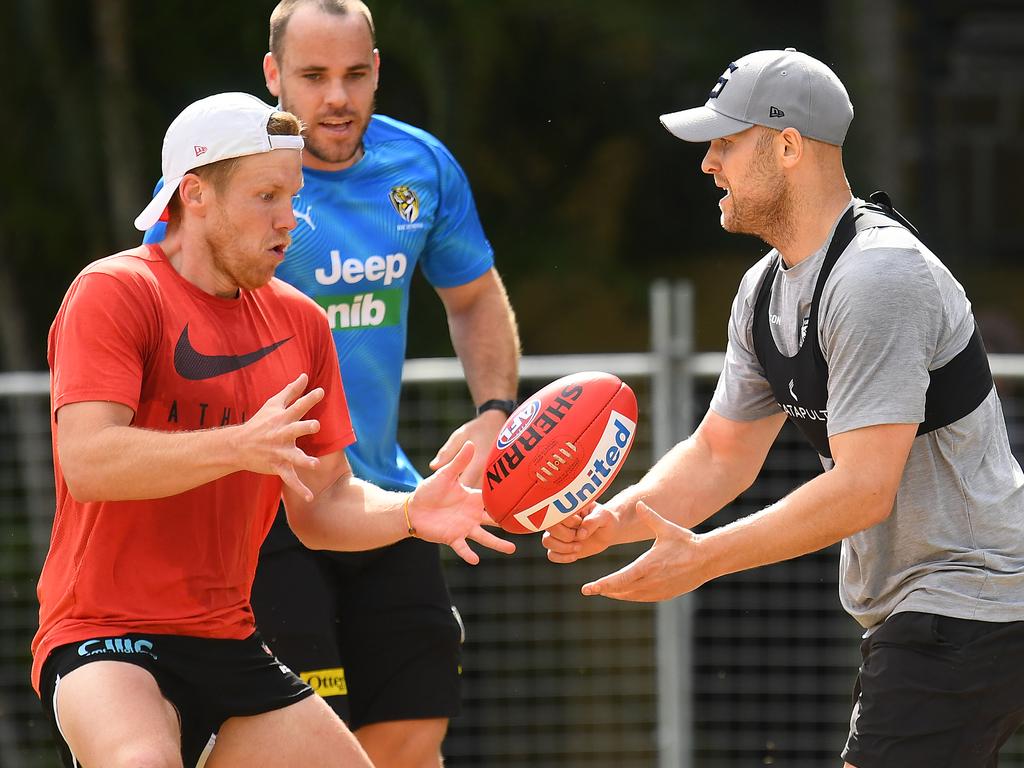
left=167, top=111, right=303, bottom=223
left=269, top=0, right=376, bottom=62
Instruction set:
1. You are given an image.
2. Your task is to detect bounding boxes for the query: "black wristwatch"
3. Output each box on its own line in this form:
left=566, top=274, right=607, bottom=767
left=475, top=399, right=517, bottom=417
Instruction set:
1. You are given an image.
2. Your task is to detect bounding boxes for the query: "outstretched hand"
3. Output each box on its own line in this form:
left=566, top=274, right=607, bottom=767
left=414, top=441, right=516, bottom=564
left=581, top=502, right=710, bottom=602
left=240, top=373, right=323, bottom=502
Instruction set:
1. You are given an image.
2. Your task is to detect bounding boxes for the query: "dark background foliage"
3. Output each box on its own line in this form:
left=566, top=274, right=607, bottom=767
left=4, top=0, right=1023, bottom=369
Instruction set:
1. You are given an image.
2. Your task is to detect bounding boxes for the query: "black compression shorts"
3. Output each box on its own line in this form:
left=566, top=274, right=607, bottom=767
left=842, top=611, right=1024, bottom=767
left=252, top=513, right=463, bottom=729
left=39, top=631, right=312, bottom=768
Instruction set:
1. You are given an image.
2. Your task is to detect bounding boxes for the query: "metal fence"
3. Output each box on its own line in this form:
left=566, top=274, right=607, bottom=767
left=3, top=283, right=1024, bottom=767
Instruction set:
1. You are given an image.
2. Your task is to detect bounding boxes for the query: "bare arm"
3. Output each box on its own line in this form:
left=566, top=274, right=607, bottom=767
left=57, top=374, right=323, bottom=502
left=696, top=422, right=915, bottom=579
left=607, top=409, right=786, bottom=537
left=283, top=442, right=515, bottom=564
left=544, top=409, right=786, bottom=561
left=429, top=268, right=520, bottom=487
left=582, top=421, right=917, bottom=601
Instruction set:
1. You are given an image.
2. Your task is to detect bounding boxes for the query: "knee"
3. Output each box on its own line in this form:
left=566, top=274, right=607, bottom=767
left=357, top=719, right=447, bottom=768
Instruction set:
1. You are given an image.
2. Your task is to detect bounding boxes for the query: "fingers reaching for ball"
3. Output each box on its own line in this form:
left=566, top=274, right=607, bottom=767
left=436, top=524, right=516, bottom=566
left=409, top=457, right=517, bottom=564
left=542, top=502, right=619, bottom=563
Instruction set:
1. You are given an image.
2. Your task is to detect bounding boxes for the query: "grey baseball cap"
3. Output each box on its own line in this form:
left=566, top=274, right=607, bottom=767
left=660, top=48, right=854, bottom=146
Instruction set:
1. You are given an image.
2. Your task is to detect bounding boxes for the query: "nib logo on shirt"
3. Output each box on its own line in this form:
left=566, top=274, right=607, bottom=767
left=316, top=290, right=401, bottom=331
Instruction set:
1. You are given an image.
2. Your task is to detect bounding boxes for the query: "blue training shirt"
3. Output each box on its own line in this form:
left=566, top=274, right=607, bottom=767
left=144, top=115, right=494, bottom=491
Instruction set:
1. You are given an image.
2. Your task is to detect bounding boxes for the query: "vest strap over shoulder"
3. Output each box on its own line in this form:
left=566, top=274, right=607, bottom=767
left=750, top=193, right=993, bottom=459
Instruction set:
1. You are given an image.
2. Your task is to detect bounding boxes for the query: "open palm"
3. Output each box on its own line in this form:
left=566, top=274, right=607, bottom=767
left=413, top=442, right=516, bottom=564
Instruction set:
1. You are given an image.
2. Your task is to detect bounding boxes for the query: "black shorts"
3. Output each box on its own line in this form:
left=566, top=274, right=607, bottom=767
left=39, top=632, right=313, bottom=768
left=252, top=511, right=463, bottom=730
left=843, top=611, right=1024, bottom=768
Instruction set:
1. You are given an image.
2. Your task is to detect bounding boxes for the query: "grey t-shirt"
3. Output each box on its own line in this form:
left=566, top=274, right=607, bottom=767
left=711, top=199, right=1024, bottom=629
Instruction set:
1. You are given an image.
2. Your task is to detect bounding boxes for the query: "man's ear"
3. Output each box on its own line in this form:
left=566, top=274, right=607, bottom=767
left=779, top=127, right=804, bottom=167
left=179, top=175, right=208, bottom=218
left=264, top=52, right=281, bottom=99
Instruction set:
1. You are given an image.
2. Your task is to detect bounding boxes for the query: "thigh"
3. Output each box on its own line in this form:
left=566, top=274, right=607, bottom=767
left=251, top=545, right=350, bottom=721
left=207, top=690, right=370, bottom=768
left=336, top=538, right=463, bottom=729
left=51, top=660, right=182, bottom=768
left=842, top=612, right=1024, bottom=768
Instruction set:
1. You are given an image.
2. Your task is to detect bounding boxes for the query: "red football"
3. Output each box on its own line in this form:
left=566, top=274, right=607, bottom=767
left=482, top=371, right=638, bottom=533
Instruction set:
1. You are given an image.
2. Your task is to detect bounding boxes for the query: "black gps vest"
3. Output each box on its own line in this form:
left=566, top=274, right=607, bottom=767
left=750, top=192, right=993, bottom=459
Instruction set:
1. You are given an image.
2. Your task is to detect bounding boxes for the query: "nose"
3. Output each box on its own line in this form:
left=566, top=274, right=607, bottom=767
left=324, top=77, right=349, bottom=109
left=701, top=142, right=720, bottom=175
left=280, top=202, right=298, bottom=232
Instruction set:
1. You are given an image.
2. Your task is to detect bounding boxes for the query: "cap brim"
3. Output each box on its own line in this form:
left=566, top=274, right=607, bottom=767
left=659, top=106, right=754, bottom=142
left=134, top=177, right=181, bottom=231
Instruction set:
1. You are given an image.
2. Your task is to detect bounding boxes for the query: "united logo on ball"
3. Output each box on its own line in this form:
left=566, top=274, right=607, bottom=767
left=482, top=371, right=638, bottom=533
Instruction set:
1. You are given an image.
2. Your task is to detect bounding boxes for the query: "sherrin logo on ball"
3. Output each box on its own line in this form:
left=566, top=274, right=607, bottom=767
left=483, top=371, right=638, bottom=534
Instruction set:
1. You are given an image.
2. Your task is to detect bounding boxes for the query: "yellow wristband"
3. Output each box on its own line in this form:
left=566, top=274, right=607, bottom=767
left=403, top=492, right=417, bottom=537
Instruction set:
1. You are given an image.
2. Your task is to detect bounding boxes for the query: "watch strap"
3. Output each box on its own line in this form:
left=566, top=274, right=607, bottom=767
left=475, top=398, right=517, bottom=417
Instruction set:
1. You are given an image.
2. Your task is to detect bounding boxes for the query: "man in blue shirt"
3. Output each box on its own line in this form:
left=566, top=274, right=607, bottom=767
left=260, top=3, right=520, bottom=765
left=146, top=1, right=519, bottom=765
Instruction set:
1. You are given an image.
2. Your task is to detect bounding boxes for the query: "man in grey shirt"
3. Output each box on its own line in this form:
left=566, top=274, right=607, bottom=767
left=544, top=48, right=1024, bottom=767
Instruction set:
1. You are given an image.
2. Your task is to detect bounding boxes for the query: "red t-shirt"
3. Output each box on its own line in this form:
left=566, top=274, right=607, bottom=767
left=32, top=244, right=355, bottom=692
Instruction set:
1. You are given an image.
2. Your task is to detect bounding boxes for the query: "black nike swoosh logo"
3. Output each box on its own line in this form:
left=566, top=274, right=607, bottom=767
left=174, top=324, right=292, bottom=380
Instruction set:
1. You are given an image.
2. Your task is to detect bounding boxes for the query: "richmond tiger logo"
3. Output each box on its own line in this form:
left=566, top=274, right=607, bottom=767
left=388, top=185, right=420, bottom=223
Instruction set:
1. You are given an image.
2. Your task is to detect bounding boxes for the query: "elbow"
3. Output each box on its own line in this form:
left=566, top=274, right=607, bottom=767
left=854, top=481, right=898, bottom=529
left=292, top=529, right=329, bottom=551
left=59, top=450, right=106, bottom=503
left=64, top=469, right=112, bottom=504
left=865, top=497, right=896, bottom=527
left=725, top=453, right=762, bottom=498
left=738, top=467, right=761, bottom=497
left=284, top=507, right=330, bottom=551
left=827, top=457, right=900, bottom=531
left=65, top=477, right=102, bottom=503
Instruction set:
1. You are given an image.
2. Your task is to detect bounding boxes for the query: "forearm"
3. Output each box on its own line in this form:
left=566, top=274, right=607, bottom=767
left=286, top=474, right=410, bottom=551
left=700, top=465, right=888, bottom=580
left=606, top=432, right=759, bottom=543
left=61, top=424, right=244, bottom=502
left=447, top=272, right=519, bottom=402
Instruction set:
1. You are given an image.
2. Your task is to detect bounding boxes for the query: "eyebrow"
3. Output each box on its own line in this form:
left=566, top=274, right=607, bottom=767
left=295, top=63, right=372, bottom=74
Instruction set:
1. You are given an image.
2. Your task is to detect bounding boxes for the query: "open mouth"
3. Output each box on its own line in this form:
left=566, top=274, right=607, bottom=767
left=319, top=117, right=353, bottom=135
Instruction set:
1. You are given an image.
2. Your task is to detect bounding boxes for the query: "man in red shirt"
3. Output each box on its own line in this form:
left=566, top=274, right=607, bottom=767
left=33, top=91, right=513, bottom=768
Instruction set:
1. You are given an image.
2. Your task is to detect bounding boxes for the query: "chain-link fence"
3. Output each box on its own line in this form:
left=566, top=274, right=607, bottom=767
left=3, top=346, right=1024, bottom=767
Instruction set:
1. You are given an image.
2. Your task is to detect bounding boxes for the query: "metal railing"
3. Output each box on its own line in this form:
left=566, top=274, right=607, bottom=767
left=3, top=281, right=1024, bottom=766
